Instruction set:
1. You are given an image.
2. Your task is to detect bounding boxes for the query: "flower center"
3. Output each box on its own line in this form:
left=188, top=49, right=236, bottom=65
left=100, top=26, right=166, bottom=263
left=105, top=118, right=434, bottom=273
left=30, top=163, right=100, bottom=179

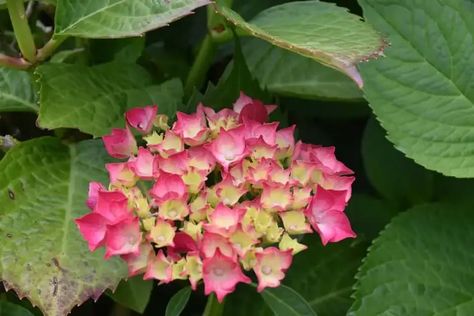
left=262, top=265, right=272, bottom=275
left=213, top=267, right=225, bottom=276
left=168, top=209, right=177, bottom=218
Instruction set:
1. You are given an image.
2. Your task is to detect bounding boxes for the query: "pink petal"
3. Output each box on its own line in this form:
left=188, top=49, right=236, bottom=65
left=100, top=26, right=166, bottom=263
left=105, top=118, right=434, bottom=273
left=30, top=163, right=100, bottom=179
left=75, top=213, right=107, bottom=251
left=86, top=182, right=105, bottom=210
left=308, top=209, right=356, bottom=245
left=149, top=172, right=187, bottom=203
left=121, top=243, right=154, bottom=276
left=102, top=127, right=137, bottom=159
left=126, top=105, right=158, bottom=134
left=94, top=190, right=132, bottom=225
left=129, top=147, right=156, bottom=179
left=254, top=247, right=292, bottom=292
left=203, top=249, right=251, bottom=302
left=205, top=126, right=248, bottom=171
left=105, top=217, right=142, bottom=258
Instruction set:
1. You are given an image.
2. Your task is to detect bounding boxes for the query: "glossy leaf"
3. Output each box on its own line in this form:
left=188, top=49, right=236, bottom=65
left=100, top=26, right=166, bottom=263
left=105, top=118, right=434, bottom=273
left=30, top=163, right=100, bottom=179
left=0, top=68, right=36, bottom=112
left=0, top=137, right=127, bottom=316
left=108, top=276, right=153, bottom=313
left=243, top=39, right=362, bottom=100
left=350, top=203, right=474, bottom=315
left=260, top=284, right=317, bottom=316
left=36, top=63, right=183, bottom=137
left=362, top=117, right=434, bottom=206
left=54, top=0, right=211, bottom=38
left=165, top=286, right=192, bottom=316
left=359, top=0, right=474, bottom=177
left=214, top=1, right=385, bottom=87
left=0, top=301, right=34, bottom=316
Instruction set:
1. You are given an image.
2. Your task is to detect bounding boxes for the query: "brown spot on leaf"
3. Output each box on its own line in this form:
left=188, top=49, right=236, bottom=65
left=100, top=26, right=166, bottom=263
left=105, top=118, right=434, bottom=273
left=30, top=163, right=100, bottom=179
left=8, top=189, right=15, bottom=200
left=6, top=233, right=12, bottom=238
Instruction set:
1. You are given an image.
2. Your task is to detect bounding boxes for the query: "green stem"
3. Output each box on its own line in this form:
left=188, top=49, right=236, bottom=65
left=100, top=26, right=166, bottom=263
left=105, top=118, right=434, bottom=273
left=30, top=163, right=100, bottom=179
left=0, top=53, right=31, bottom=69
left=36, top=36, right=67, bottom=62
left=203, top=294, right=225, bottom=316
left=6, top=0, right=36, bottom=63
left=184, top=34, right=216, bottom=98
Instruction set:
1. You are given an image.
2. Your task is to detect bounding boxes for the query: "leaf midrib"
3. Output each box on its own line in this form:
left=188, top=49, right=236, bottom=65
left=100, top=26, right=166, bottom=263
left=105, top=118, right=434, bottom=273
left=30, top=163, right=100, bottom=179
left=0, top=91, right=38, bottom=112
left=56, top=0, right=127, bottom=35
left=60, top=144, right=75, bottom=257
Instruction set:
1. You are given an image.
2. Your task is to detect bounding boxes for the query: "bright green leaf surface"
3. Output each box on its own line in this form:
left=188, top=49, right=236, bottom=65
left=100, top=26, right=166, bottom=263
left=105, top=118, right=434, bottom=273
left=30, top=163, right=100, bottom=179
left=225, top=237, right=366, bottom=316
left=108, top=276, right=153, bottom=313
left=54, top=0, right=210, bottom=38
left=359, top=0, right=474, bottom=177
left=165, top=286, right=192, bottom=316
left=36, top=63, right=183, bottom=137
left=0, top=301, right=34, bottom=316
left=259, top=284, right=317, bottom=316
left=0, top=68, right=36, bottom=112
left=215, top=1, right=385, bottom=86
left=243, top=39, right=363, bottom=101
left=0, top=137, right=127, bottom=316
left=362, top=117, right=434, bottom=205
left=350, top=203, right=474, bottom=315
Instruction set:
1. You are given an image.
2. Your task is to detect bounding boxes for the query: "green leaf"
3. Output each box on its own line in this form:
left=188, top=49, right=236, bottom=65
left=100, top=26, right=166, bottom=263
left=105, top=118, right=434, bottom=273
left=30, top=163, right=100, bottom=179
left=89, top=37, right=145, bottom=64
left=54, top=0, right=211, bottom=38
left=165, top=286, right=192, bottom=316
left=359, top=0, right=474, bottom=177
left=36, top=62, right=183, bottom=137
left=345, top=194, right=398, bottom=240
left=108, top=276, right=153, bottom=313
left=0, top=301, right=34, bottom=316
left=0, top=137, right=127, bottom=316
left=243, top=39, right=363, bottom=101
left=362, top=117, right=435, bottom=206
left=214, top=1, right=385, bottom=87
left=259, top=284, right=317, bottom=316
left=0, top=68, right=36, bottom=112
left=350, top=203, right=474, bottom=315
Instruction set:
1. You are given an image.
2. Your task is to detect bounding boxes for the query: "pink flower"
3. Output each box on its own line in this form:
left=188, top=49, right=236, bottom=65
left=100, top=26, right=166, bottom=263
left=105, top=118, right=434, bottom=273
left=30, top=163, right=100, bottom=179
left=305, top=188, right=356, bottom=245
left=172, top=109, right=209, bottom=146
left=200, top=232, right=235, bottom=259
left=75, top=213, right=108, bottom=251
left=129, top=147, right=156, bottom=179
left=150, top=172, right=187, bottom=203
left=105, top=217, right=141, bottom=258
left=86, top=182, right=105, bottom=210
left=155, top=151, right=188, bottom=175
left=254, top=247, right=292, bottom=292
left=144, top=250, right=173, bottom=283
left=121, top=243, right=154, bottom=276
left=243, top=119, right=278, bottom=146
left=203, top=249, right=251, bottom=302
left=102, top=127, right=137, bottom=159
left=94, top=191, right=132, bottom=225
left=233, top=92, right=276, bottom=123
left=126, top=105, right=158, bottom=134
left=105, top=162, right=137, bottom=187
left=204, top=203, right=244, bottom=236
left=206, top=126, right=248, bottom=170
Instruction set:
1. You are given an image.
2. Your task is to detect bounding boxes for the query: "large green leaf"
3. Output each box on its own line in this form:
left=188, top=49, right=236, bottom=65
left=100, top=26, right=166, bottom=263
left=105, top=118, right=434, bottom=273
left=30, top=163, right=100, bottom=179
left=36, top=63, right=183, bottom=137
left=0, top=68, right=36, bottom=112
left=0, top=137, right=127, bottom=316
left=54, top=0, right=210, bottom=38
left=225, top=237, right=367, bottom=316
left=0, top=301, right=34, bottom=316
left=108, top=276, right=153, bottom=313
left=359, top=0, right=474, bottom=177
left=243, top=39, right=362, bottom=101
left=214, top=1, right=385, bottom=87
left=350, top=203, right=474, bottom=315
left=362, top=117, right=434, bottom=206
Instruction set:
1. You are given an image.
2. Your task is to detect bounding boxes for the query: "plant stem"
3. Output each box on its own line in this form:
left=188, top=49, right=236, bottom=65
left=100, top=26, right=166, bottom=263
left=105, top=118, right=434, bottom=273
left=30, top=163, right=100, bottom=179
left=36, top=36, right=67, bottom=62
left=184, top=34, right=216, bottom=98
left=203, top=294, right=225, bottom=316
left=6, top=0, right=36, bottom=63
left=0, top=53, right=31, bottom=69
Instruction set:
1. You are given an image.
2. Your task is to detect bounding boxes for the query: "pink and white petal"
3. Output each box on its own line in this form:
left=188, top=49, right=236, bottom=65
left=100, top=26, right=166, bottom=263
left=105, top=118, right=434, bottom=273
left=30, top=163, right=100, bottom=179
left=75, top=212, right=108, bottom=251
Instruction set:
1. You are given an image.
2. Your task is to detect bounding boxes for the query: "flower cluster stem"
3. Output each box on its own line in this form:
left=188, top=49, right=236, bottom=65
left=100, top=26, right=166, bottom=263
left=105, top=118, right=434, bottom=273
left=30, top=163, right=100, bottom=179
left=6, top=0, right=36, bottom=63
left=184, top=34, right=216, bottom=98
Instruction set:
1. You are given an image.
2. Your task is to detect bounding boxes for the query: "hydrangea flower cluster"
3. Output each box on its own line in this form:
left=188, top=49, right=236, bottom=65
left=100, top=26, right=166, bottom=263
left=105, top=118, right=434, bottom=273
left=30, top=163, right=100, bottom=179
left=75, top=93, right=356, bottom=302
